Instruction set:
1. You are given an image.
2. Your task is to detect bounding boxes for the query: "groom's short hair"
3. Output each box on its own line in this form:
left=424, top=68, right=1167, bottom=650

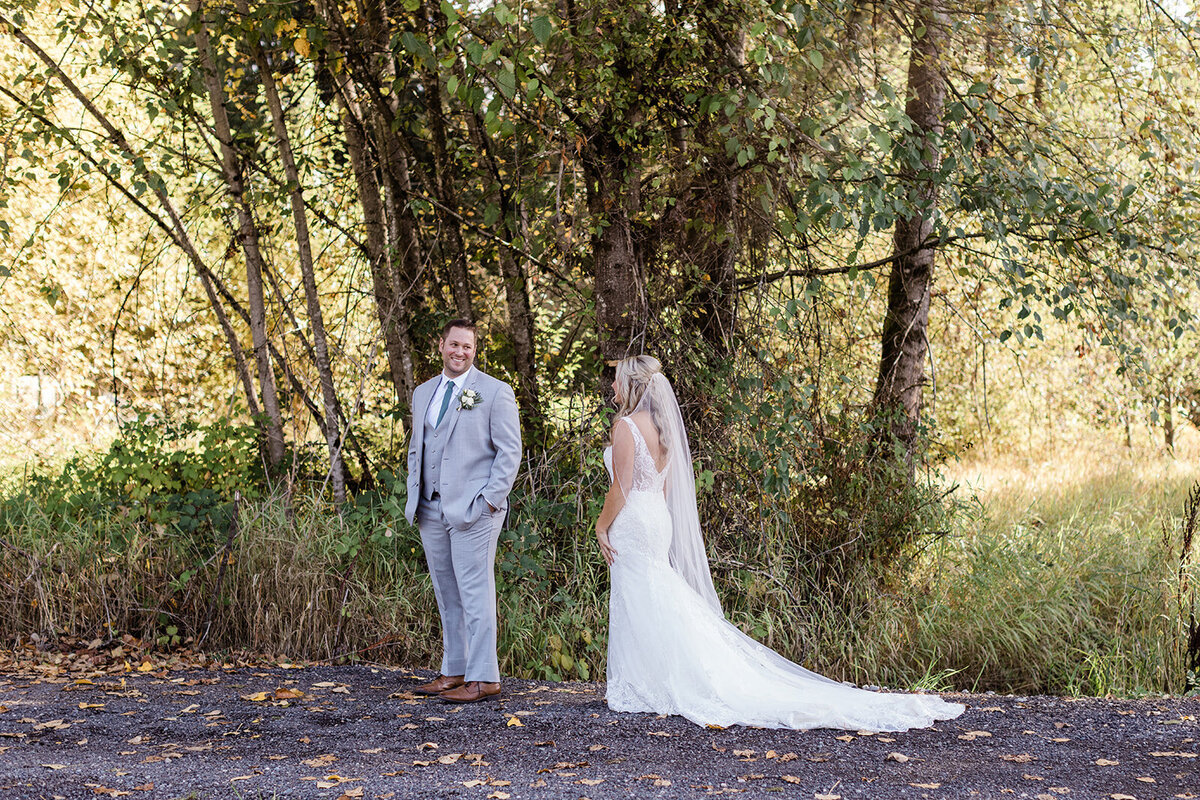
left=441, top=318, right=477, bottom=340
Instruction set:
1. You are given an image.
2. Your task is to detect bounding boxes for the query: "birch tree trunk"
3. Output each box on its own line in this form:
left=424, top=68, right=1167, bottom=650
left=192, top=0, right=286, bottom=467
left=235, top=0, right=345, bottom=502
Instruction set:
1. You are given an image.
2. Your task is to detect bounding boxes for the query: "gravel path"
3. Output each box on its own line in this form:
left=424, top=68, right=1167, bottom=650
left=1, top=665, right=1196, bottom=799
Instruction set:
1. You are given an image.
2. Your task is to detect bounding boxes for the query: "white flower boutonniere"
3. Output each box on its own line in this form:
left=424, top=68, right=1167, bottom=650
left=458, top=388, right=482, bottom=411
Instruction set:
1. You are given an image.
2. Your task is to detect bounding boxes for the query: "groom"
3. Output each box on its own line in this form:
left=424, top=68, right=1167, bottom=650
left=404, top=319, right=522, bottom=703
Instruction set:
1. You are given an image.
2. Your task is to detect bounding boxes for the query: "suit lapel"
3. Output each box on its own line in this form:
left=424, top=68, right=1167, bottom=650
left=442, top=369, right=481, bottom=442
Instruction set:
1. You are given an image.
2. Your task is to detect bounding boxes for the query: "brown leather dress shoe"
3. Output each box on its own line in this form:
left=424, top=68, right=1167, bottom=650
left=438, top=680, right=501, bottom=703
left=413, top=674, right=464, bottom=696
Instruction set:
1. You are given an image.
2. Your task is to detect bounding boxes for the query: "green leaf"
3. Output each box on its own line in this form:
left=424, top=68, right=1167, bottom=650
left=497, top=66, right=516, bottom=99
left=808, top=49, right=823, bottom=70
left=530, top=15, right=552, bottom=45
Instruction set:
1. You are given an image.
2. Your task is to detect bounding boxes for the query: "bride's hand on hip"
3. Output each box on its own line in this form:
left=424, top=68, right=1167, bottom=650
left=596, top=528, right=617, bottom=566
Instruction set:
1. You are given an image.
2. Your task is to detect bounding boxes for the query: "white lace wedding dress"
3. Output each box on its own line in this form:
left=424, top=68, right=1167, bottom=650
left=603, top=416, right=965, bottom=731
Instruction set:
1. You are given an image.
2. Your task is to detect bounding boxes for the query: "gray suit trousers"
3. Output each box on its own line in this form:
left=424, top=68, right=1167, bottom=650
left=417, top=497, right=505, bottom=683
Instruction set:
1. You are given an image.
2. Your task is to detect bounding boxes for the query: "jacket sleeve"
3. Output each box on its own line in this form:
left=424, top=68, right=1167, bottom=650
left=482, top=381, right=522, bottom=509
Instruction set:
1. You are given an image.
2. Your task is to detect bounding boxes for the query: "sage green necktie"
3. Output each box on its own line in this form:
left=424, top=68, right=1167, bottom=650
left=436, top=380, right=455, bottom=426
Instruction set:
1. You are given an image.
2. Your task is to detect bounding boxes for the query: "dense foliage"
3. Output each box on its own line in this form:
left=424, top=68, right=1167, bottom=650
left=2, top=1, right=1200, bottom=692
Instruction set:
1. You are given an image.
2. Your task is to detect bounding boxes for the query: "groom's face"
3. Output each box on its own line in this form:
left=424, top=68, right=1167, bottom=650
left=438, top=326, right=476, bottom=378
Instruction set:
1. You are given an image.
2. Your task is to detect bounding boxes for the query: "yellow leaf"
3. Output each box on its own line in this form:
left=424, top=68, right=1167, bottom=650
left=910, top=784, right=941, bottom=789
left=1000, top=753, right=1036, bottom=763
left=505, top=716, right=523, bottom=727
left=294, top=31, right=311, bottom=58
left=782, top=776, right=803, bottom=784
left=959, top=730, right=993, bottom=741
left=487, top=793, right=510, bottom=800
left=815, top=794, right=842, bottom=800
left=579, top=778, right=605, bottom=785
left=1095, top=758, right=1120, bottom=766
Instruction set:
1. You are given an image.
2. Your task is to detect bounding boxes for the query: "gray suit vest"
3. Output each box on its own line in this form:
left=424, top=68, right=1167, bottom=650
left=421, top=411, right=447, bottom=500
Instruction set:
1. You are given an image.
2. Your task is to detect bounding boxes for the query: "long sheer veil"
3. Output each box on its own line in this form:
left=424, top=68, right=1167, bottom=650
left=633, top=373, right=723, bottom=615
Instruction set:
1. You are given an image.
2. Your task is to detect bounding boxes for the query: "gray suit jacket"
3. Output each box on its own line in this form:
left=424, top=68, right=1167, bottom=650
left=404, top=369, right=522, bottom=530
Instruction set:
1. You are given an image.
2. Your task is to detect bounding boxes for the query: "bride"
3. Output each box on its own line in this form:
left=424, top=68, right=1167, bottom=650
left=595, top=355, right=965, bottom=731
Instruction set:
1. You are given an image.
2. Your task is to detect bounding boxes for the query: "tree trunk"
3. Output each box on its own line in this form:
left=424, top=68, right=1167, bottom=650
left=192, top=0, right=286, bottom=467
left=312, top=0, right=421, bottom=409
left=584, top=131, right=647, bottom=363
left=872, top=0, right=947, bottom=459
left=1165, top=382, right=1176, bottom=454
left=419, top=0, right=473, bottom=321
left=236, top=0, right=345, bottom=501
left=461, top=103, right=541, bottom=434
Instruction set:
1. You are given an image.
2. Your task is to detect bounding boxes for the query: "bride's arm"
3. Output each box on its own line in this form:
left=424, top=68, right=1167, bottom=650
left=594, top=420, right=635, bottom=565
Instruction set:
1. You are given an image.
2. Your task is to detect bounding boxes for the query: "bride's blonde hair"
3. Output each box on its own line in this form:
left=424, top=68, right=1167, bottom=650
left=613, top=355, right=671, bottom=451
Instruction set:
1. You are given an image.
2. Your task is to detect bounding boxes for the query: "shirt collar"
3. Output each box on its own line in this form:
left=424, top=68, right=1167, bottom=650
left=439, top=365, right=473, bottom=392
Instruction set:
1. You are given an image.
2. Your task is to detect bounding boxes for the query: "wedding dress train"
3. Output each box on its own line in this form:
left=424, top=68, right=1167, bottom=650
left=604, top=416, right=965, bottom=731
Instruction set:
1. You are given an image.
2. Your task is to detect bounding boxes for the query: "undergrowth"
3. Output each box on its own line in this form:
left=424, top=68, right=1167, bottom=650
left=1, top=409, right=1197, bottom=697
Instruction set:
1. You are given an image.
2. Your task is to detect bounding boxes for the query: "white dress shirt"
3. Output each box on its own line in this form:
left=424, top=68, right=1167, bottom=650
left=426, top=366, right=474, bottom=427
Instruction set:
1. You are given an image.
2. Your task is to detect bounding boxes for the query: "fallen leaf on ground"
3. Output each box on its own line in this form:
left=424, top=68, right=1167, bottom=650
left=579, top=778, right=605, bottom=785
left=302, top=754, right=337, bottom=767
left=1094, top=758, right=1119, bottom=766
left=1136, top=777, right=1156, bottom=783
left=886, top=752, right=911, bottom=763
left=910, top=784, right=941, bottom=789
left=1109, top=795, right=1137, bottom=800
left=781, top=776, right=803, bottom=784
left=487, top=793, right=510, bottom=800
left=35, top=719, right=70, bottom=730
left=1000, top=753, right=1036, bottom=763
left=1150, top=751, right=1198, bottom=758
left=41, top=764, right=68, bottom=769
left=959, top=730, right=992, bottom=741
left=815, top=794, right=842, bottom=800
left=835, top=735, right=854, bottom=742
left=505, top=716, right=523, bottom=727
left=336, top=789, right=364, bottom=800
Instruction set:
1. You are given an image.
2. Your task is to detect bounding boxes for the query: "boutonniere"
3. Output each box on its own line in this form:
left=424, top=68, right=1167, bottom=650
left=458, top=389, right=482, bottom=411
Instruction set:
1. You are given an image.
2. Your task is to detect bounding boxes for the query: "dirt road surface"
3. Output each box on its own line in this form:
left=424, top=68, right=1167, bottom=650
left=1, top=665, right=1196, bottom=799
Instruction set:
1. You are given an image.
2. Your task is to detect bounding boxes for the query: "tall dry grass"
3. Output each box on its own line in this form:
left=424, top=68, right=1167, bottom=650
left=2, top=432, right=1197, bottom=695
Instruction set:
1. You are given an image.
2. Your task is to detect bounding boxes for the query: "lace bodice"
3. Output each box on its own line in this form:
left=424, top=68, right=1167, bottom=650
left=619, top=416, right=668, bottom=494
